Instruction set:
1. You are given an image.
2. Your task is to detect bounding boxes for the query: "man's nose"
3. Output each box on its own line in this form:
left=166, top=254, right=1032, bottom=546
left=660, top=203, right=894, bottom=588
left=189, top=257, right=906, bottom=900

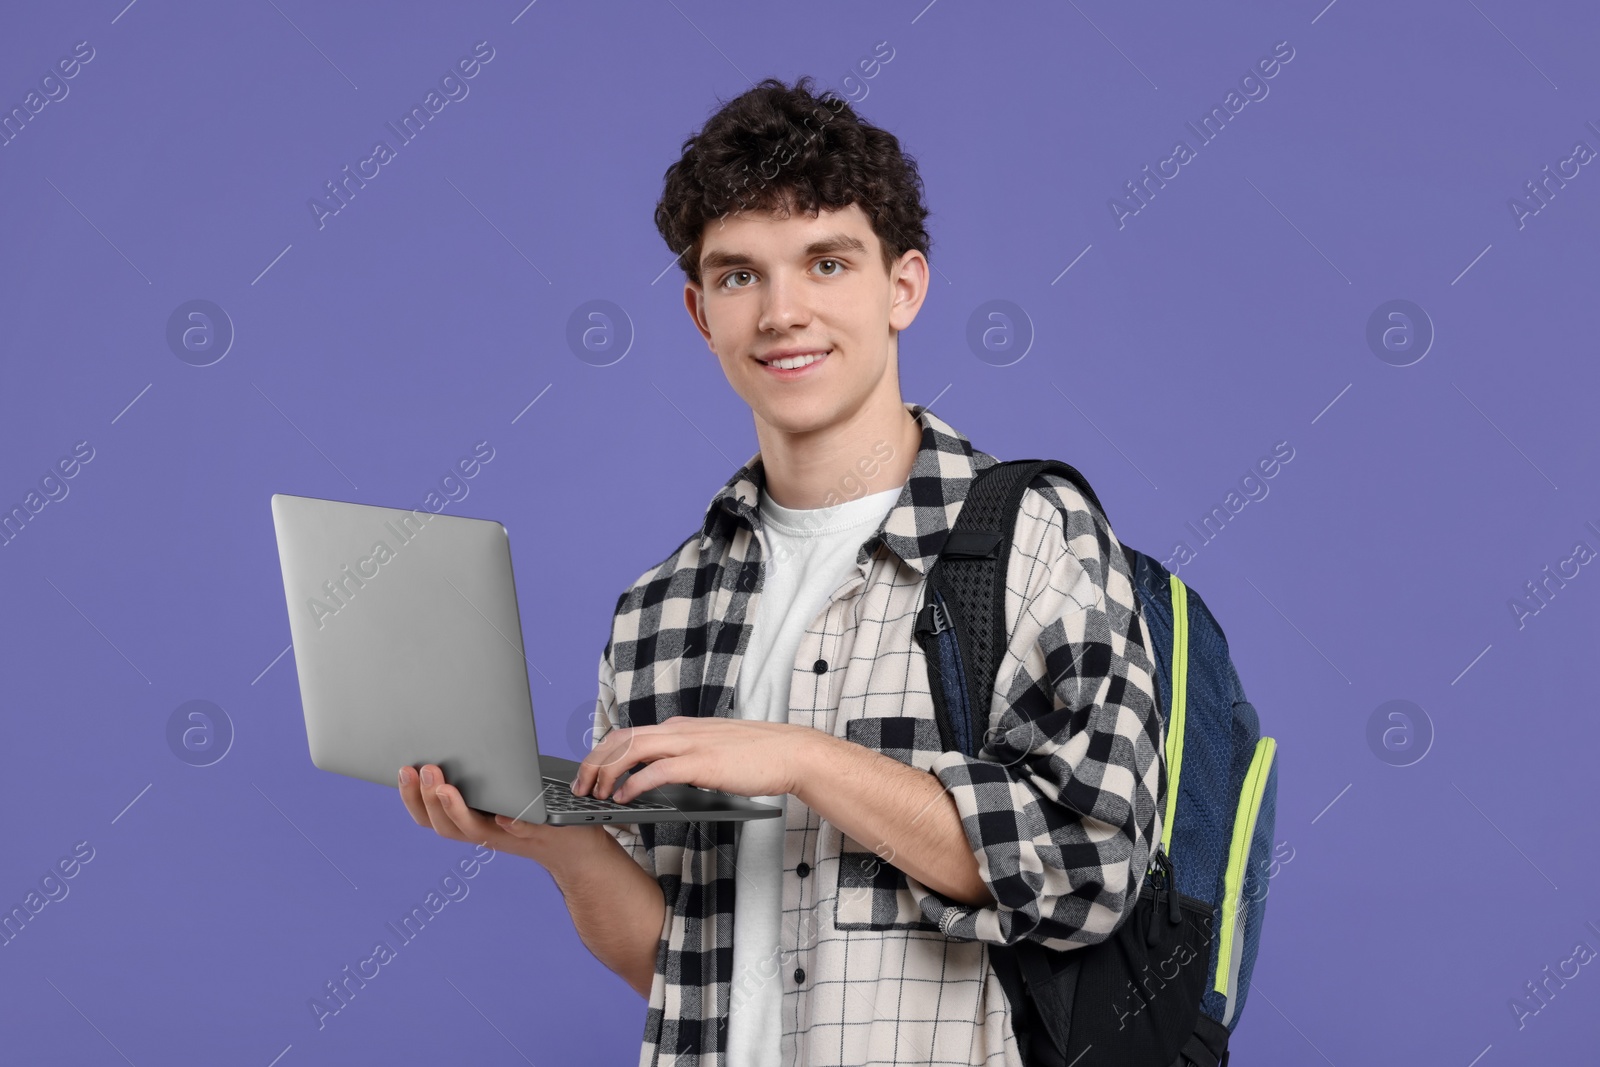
left=758, top=274, right=810, bottom=333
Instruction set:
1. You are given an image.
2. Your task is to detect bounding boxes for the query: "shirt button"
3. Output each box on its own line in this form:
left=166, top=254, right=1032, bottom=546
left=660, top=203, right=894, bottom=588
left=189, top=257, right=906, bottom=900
left=813, top=659, right=828, bottom=674
left=796, top=861, right=810, bottom=878
left=793, top=967, right=806, bottom=984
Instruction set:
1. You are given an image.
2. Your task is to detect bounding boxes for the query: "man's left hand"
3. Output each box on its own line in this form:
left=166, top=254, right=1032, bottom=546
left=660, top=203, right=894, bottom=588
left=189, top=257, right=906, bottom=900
left=571, top=716, right=824, bottom=804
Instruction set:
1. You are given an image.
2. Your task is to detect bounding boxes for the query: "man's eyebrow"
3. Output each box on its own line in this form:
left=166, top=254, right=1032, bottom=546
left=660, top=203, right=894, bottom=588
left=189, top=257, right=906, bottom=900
left=700, top=232, right=869, bottom=275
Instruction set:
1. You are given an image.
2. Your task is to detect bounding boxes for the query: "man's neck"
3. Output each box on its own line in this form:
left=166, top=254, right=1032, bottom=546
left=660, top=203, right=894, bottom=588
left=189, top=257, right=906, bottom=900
left=753, top=397, right=922, bottom=511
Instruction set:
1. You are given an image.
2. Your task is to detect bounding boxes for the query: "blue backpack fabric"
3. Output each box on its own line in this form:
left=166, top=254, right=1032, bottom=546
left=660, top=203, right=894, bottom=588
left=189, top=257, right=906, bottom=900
left=914, top=458, right=1278, bottom=1067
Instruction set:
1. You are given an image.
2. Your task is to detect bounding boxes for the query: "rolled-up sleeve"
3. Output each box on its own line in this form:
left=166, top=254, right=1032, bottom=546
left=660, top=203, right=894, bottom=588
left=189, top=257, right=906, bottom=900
left=904, top=479, right=1165, bottom=952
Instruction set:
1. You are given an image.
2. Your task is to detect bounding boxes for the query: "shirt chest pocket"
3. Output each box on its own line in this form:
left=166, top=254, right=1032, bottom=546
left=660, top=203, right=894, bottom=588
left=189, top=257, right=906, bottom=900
left=832, top=715, right=947, bottom=932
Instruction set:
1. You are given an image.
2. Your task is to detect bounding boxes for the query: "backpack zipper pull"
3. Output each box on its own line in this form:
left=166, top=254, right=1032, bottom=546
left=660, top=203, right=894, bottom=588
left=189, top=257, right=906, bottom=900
left=1145, top=848, right=1180, bottom=947
left=1158, top=848, right=1181, bottom=925
left=1146, top=850, right=1166, bottom=946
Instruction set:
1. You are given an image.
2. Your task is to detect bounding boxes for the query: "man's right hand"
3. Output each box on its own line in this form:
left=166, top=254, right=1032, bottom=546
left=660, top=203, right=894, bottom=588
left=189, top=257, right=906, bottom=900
left=399, top=762, right=666, bottom=999
left=398, top=763, right=609, bottom=871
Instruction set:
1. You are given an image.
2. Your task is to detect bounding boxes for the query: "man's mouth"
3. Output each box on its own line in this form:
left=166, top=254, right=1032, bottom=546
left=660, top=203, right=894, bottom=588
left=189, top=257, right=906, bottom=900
left=756, top=349, right=830, bottom=371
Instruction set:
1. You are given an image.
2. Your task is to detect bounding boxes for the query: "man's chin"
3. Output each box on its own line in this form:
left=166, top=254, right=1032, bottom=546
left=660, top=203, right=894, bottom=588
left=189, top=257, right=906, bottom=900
left=750, top=398, right=842, bottom=436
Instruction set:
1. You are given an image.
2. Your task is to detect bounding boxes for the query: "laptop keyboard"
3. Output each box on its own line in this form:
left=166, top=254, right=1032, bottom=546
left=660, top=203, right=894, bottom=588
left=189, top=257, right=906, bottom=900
left=542, top=777, right=677, bottom=813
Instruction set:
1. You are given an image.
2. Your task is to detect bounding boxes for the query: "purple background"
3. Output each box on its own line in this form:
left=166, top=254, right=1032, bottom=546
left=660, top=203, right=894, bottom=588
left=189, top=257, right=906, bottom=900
left=2, top=1, right=1596, bottom=1063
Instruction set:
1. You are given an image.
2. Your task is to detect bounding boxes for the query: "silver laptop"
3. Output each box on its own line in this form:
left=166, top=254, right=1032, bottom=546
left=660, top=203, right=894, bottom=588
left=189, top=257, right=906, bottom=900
left=269, top=492, right=781, bottom=826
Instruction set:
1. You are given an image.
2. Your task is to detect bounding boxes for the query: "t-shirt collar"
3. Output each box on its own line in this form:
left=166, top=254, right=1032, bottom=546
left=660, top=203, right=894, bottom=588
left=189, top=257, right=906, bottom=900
left=697, top=401, right=991, bottom=578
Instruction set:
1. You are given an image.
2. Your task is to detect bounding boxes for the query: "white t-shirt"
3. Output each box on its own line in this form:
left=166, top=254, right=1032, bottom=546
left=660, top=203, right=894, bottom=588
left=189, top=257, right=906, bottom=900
left=724, top=481, right=905, bottom=1066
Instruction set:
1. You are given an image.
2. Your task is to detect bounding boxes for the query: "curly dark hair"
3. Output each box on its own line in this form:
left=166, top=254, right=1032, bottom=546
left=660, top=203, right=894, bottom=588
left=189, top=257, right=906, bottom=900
left=654, top=75, right=932, bottom=288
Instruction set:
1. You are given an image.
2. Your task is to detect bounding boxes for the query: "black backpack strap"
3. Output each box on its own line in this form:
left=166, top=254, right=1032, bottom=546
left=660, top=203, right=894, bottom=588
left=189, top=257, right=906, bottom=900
left=1176, top=1014, right=1231, bottom=1067
left=917, top=458, right=1109, bottom=759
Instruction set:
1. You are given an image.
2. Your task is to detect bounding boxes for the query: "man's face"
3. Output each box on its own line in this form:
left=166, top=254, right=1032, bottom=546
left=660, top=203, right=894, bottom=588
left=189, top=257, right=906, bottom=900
left=684, top=201, right=927, bottom=436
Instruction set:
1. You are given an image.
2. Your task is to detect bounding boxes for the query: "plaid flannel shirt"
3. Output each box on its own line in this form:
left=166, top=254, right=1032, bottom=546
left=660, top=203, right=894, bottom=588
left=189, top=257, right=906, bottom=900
left=593, top=403, right=1164, bottom=1066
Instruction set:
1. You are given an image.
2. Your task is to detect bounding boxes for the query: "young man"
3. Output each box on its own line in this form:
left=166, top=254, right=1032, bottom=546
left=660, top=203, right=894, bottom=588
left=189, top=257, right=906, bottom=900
left=400, top=77, right=1163, bottom=1066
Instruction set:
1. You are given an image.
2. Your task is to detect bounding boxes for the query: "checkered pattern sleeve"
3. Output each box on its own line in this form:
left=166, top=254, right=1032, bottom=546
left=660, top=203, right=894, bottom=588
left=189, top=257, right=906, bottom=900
left=593, top=642, right=653, bottom=875
left=906, top=476, right=1165, bottom=953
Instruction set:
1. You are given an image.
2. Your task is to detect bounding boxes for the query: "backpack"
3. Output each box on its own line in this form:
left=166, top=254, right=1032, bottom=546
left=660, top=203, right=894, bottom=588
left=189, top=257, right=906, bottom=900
left=913, top=458, right=1278, bottom=1067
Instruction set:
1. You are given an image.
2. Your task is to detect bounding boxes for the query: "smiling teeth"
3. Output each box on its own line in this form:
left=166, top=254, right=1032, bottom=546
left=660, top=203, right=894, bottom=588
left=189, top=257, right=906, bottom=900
left=768, top=351, right=826, bottom=370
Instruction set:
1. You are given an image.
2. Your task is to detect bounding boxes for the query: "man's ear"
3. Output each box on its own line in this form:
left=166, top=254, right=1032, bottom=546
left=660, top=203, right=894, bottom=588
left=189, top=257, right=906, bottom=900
left=888, top=249, right=929, bottom=333
left=683, top=281, right=715, bottom=349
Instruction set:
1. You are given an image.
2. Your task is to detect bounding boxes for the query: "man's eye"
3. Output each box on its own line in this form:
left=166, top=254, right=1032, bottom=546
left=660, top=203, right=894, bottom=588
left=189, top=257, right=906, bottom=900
left=722, top=270, right=755, bottom=289
left=816, top=259, right=843, bottom=276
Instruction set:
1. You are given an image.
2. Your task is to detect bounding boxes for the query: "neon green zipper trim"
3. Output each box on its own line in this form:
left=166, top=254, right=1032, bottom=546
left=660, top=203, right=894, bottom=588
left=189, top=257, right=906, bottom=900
left=1160, top=573, right=1189, bottom=856
left=1214, top=735, right=1277, bottom=996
